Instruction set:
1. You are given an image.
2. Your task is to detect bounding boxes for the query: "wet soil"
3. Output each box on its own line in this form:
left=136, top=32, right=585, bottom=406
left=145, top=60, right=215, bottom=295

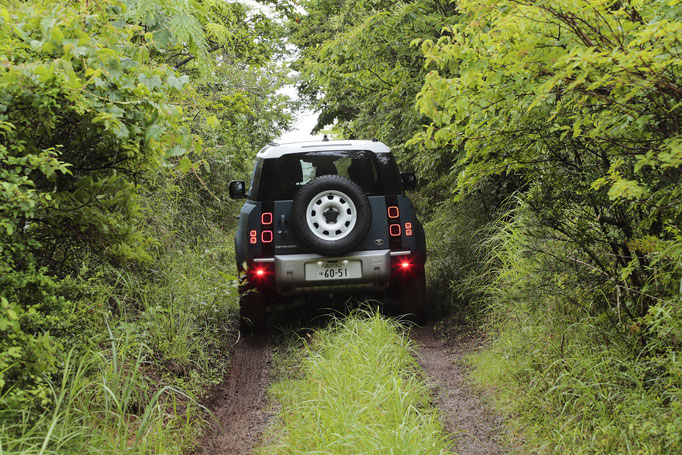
left=411, top=323, right=507, bottom=455
left=191, top=334, right=272, bottom=455
left=191, top=321, right=506, bottom=455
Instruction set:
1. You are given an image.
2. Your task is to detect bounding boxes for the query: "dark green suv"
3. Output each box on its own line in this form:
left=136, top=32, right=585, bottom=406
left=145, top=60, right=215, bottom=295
left=229, top=140, right=426, bottom=330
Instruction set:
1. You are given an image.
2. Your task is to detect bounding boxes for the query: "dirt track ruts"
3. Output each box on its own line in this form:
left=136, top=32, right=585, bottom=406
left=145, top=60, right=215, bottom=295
left=191, top=322, right=506, bottom=455
left=191, top=335, right=272, bottom=455
left=412, top=324, right=506, bottom=455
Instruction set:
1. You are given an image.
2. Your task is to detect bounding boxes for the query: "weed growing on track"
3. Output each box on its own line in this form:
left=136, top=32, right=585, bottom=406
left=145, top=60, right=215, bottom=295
left=260, top=312, right=452, bottom=454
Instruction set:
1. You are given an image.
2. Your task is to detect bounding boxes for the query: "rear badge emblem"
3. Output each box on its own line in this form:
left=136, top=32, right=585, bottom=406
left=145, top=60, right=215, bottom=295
left=375, top=239, right=384, bottom=246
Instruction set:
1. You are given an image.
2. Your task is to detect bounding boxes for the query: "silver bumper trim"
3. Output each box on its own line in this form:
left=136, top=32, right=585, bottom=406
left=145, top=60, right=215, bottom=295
left=274, top=249, right=393, bottom=291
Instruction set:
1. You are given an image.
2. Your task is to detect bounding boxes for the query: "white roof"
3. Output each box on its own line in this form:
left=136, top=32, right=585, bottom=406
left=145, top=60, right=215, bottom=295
left=257, top=139, right=391, bottom=159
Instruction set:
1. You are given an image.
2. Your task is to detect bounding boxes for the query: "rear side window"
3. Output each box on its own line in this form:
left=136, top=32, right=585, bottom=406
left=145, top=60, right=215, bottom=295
left=250, top=151, right=402, bottom=201
left=248, top=158, right=264, bottom=199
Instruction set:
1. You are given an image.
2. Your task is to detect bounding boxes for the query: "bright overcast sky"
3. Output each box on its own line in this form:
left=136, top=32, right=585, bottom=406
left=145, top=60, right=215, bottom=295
left=276, top=85, right=321, bottom=142
left=278, top=110, right=321, bottom=142
left=238, top=0, right=320, bottom=143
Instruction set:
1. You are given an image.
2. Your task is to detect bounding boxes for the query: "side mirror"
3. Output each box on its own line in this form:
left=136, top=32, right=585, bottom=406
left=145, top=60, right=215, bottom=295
left=401, top=173, right=417, bottom=191
left=229, top=180, right=246, bottom=199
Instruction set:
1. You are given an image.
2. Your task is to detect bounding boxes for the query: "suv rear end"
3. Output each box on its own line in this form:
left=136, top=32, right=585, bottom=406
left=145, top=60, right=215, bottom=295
left=229, top=140, right=426, bottom=330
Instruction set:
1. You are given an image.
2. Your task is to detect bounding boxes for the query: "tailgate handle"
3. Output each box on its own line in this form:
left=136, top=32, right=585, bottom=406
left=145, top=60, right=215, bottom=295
left=277, top=214, right=287, bottom=234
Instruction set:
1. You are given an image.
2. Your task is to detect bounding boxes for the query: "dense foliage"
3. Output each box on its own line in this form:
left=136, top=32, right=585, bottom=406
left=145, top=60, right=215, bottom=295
left=0, top=0, right=193, bottom=411
left=414, top=0, right=682, bottom=320
left=290, top=0, right=457, bottom=155
left=410, top=0, right=682, bottom=451
left=2, top=0, right=680, bottom=452
left=0, top=0, right=291, bottom=451
left=294, top=0, right=681, bottom=452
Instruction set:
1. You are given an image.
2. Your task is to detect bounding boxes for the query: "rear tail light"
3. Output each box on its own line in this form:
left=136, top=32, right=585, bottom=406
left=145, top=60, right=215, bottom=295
left=250, top=212, right=275, bottom=245
left=386, top=205, right=413, bottom=237
left=391, top=254, right=414, bottom=276
left=250, top=267, right=269, bottom=279
left=248, top=262, right=275, bottom=284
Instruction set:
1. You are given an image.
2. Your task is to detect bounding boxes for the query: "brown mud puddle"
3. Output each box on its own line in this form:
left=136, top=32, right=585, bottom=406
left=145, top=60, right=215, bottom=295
left=411, top=323, right=506, bottom=455
left=191, top=335, right=272, bottom=455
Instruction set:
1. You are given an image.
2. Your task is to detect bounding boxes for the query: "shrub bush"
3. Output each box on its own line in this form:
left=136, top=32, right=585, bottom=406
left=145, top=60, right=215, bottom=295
left=469, top=208, right=682, bottom=453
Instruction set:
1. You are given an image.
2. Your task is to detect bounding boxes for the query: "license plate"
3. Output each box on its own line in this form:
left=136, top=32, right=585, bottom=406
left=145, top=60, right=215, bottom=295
left=305, top=260, right=362, bottom=281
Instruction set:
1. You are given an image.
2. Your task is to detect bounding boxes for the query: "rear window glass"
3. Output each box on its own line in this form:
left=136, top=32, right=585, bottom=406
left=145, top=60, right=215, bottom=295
left=249, top=151, right=402, bottom=201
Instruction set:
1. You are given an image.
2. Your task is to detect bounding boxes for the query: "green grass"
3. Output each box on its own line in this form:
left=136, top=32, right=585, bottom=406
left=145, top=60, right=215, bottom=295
left=0, top=238, right=238, bottom=454
left=259, top=312, right=452, bottom=454
left=0, top=340, right=197, bottom=454
left=466, top=213, right=682, bottom=454
left=470, top=312, right=682, bottom=454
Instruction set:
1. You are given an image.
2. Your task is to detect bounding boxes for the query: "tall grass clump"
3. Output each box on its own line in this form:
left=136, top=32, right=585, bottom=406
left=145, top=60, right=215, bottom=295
left=422, top=179, right=512, bottom=320
left=0, top=237, right=238, bottom=453
left=0, top=338, right=198, bottom=454
left=121, top=236, right=239, bottom=387
left=260, top=312, right=451, bottom=454
left=469, top=208, right=682, bottom=454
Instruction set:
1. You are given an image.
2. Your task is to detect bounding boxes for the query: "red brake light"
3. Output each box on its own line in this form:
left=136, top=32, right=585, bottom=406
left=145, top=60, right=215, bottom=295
left=261, top=230, right=273, bottom=243
left=391, top=255, right=414, bottom=276
left=261, top=212, right=273, bottom=225
left=389, top=224, right=401, bottom=237
left=388, top=206, right=399, bottom=218
left=248, top=262, right=274, bottom=286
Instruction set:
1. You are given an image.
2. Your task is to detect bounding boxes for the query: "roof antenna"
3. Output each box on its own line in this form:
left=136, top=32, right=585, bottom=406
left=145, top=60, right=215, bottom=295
left=322, top=134, right=329, bottom=142
left=371, top=137, right=378, bottom=142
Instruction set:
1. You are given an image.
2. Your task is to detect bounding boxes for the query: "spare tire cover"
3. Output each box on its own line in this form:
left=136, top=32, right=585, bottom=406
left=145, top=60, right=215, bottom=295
left=291, top=175, right=371, bottom=255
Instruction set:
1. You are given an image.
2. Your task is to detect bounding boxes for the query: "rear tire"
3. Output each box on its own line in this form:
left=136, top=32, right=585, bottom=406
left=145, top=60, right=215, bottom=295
left=399, top=268, right=427, bottom=324
left=239, top=282, right=267, bottom=333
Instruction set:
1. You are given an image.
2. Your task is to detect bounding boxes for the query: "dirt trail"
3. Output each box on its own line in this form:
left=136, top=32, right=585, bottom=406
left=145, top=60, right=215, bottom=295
left=191, top=335, right=272, bottom=455
left=191, top=322, right=505, bottom=455
left=411, top=324, right=506, bottom=455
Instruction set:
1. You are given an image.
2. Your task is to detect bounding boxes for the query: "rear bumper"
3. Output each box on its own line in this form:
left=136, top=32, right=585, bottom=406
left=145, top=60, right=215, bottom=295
left=254, top=249, right=411, bottom=294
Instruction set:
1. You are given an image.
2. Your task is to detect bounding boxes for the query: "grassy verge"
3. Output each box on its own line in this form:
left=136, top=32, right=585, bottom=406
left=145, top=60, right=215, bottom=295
left=466, top=216, right=682, bottom=454
left=260, top=312, right=452, bottom=454
left=0, top=238, right=239, bottom=454
left=469, top=313, right=682, bottom=454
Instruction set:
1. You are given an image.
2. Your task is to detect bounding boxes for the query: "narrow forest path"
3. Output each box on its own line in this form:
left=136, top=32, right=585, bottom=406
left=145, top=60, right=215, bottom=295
left=411, top=324, right=507, bottom=455
left=190, top=321, right=506, bottom=455
left=191, top=335, right=272, bottom=455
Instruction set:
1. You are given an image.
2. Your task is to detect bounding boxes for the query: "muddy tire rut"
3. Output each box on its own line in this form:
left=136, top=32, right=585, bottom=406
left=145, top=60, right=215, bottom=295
left=191, top=335, right=272, bottom=455
left=191, top=322, right=506, bottom=455
left=412, top=324, right=506, bottom=455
